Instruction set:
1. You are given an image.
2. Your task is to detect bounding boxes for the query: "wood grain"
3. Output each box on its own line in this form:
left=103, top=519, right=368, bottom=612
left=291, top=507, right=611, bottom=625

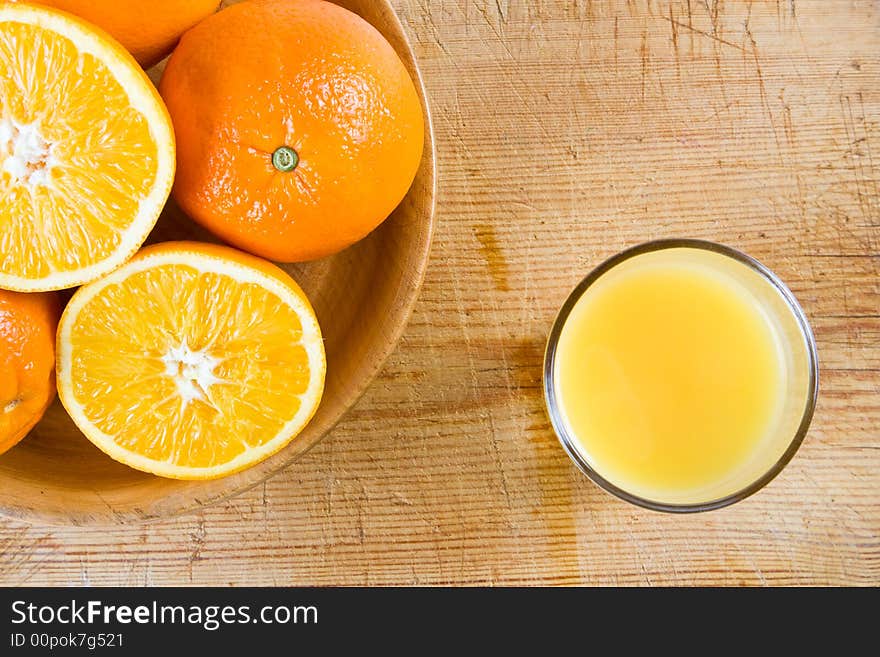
left=1, top=0, right=878, bottom=585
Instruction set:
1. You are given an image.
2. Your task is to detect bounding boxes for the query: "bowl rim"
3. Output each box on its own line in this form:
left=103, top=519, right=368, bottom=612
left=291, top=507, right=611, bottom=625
left=0, top=0, right=437, bottom=527
left=542, top=238, right=820, bottom=513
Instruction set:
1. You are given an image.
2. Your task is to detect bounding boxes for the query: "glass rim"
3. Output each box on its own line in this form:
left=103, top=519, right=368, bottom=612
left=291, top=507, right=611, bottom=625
left=542, top=238, right=820, bottom=514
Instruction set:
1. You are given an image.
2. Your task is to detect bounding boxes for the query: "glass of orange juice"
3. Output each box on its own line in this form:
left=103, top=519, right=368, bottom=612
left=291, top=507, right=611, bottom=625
left=544, top=239, right=818, bottom=512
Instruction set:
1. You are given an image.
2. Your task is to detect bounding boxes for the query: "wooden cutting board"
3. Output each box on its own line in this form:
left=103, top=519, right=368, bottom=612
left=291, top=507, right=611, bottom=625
left=1, top=0, right=877, bottom=586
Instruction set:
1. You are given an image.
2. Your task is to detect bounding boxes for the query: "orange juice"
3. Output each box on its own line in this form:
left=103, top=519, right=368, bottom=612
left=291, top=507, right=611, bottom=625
left=546, top=243, right=816, bottom=508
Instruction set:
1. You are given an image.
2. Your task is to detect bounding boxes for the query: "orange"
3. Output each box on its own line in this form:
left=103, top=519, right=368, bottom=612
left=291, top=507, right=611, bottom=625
left=57, top=241, right=326, bottom=480
left=159, top=0, right=424, bottom=262
left=0, top=289, right=59, bottom=455
left=0, top=3, right=175, bottom=292
left=18, top=0, right=221, bottom=69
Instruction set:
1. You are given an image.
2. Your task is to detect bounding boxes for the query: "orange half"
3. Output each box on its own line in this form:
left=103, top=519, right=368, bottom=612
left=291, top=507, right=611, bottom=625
left=57, top=242, right=326, bottom=480
left=0, top=4, right=174, bottom=291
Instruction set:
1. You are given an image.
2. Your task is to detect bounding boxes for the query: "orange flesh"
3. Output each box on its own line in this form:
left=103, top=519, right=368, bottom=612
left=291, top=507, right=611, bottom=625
left=60, top=243, right=325, bottom=477
left=0, top=11, right=165, bottom=286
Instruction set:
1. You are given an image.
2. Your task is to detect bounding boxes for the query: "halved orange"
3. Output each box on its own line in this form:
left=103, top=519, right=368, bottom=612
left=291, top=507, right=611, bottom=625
left=0, top=3, right=174, bottom=291
left=57, top=242, right=326, bottom=480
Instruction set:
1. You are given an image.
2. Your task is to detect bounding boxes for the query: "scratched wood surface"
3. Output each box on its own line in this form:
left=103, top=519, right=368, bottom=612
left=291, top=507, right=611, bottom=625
left=1, top=0, right=878, bottom=586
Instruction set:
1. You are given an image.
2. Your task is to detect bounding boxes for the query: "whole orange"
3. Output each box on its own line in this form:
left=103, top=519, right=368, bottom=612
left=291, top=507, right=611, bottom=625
left=0, top=289, right=59, bottom=456
left=21, top=0, right=221, bottom=68
left=159, top=0, right=425, bottom=262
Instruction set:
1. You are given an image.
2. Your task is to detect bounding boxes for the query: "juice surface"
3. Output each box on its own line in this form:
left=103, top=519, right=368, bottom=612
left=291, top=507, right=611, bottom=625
left=553, top=253, right=787, bottom=502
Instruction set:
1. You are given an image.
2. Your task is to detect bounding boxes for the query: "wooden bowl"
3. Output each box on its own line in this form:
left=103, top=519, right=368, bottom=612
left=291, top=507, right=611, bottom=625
left=0, top=0, right=435, bottom=525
